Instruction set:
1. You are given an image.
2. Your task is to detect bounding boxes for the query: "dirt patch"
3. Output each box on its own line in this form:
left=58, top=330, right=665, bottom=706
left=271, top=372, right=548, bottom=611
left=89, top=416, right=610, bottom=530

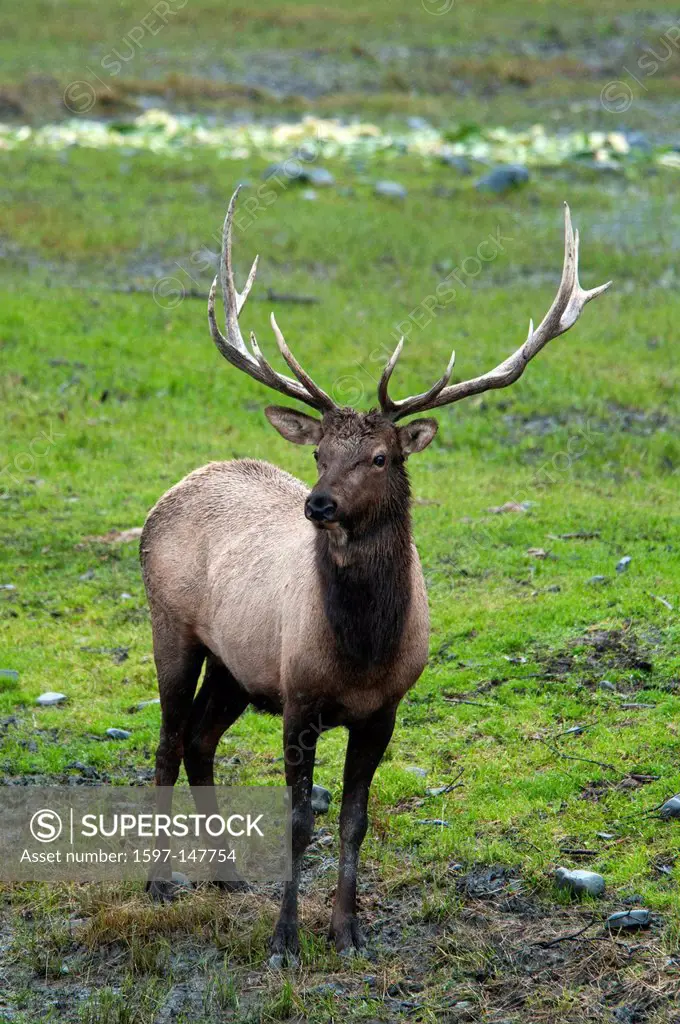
left=580, top=773, right=659, bottom=803
left=540, top=628, right=656, bottom=682
left=1, top=859, right=676, bottom=1023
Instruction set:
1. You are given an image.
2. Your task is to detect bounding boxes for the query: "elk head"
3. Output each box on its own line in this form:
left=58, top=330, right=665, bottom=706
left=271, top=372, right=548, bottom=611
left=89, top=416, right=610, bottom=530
left=208, top=187, right=611, bottom=535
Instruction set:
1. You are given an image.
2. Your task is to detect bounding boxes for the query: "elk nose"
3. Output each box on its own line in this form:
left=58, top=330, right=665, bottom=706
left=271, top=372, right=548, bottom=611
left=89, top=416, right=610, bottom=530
left=305, top=492, right=338, bottom=522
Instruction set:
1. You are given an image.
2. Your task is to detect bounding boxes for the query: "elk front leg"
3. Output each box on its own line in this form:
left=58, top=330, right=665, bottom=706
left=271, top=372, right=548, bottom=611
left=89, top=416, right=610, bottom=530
left=329, top=704, right=397, bottom=953
left=269, top=706, right=320, bottom=968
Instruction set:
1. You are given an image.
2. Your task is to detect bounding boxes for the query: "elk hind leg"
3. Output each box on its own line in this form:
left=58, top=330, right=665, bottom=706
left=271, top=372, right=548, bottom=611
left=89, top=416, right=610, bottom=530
left=148, top=615, right=205, bottom=902
left=184, top=655, right=250, bottom=889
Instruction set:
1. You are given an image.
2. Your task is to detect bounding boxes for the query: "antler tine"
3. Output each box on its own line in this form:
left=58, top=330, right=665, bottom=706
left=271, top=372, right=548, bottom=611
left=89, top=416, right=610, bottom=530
left=378, top=203, right=611, bottom=422
left=377, top=337, right=403, bottom=418
left=378, top=341, right=456, bottom=421
left=207, top=187, right=337, bottom=414
left=270, top=314, right=335, bottom=411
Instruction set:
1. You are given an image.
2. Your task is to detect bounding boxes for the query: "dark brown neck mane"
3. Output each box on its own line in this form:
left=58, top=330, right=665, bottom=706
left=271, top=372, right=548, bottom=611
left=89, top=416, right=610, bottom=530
left=315, top=469, right=412, bottom=669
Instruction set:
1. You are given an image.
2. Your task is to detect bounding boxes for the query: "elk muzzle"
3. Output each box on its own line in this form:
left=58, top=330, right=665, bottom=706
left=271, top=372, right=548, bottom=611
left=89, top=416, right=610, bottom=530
left=305, top=491, right=338, bottom=525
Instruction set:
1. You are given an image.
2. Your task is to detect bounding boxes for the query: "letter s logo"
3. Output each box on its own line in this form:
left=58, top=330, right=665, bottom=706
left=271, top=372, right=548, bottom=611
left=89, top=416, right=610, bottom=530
left=30, top=809, right=63, bottom=843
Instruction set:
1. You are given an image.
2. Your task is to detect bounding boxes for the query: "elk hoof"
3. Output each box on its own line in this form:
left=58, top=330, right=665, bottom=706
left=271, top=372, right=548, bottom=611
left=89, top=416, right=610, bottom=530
left=268, top=951, right=300, bottom=971
left=269, top=920, right=300, bottom=969
left=146, top=878, right=183, bottom=903
left=207, top=878, right=251, bottom=893
left=329, top=915, right=364, bottom=954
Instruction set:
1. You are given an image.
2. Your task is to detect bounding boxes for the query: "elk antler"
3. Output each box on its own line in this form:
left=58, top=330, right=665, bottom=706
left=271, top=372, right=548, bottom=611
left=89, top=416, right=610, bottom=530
left=208, top=187, right=337, bottom=413
left=378, top=204, right=611, bottom=422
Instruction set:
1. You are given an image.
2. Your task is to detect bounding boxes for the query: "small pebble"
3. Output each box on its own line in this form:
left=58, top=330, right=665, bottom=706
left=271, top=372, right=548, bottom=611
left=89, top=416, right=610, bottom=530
left=587, top=575, right=608, bottom=585
left=0, top=669, right=19, bottom=682
left=135, top=698, right=161, bottom=711
left=0, top=584, right=16, bottom=590
left=79, top=569, right=95, bottom=581
left=375, top=180, right=407, bottom=199
left=616, top=555, right=632, bottom=573
left=660, top=795, right=680, bottom=819
left=120, top=592, right=133, bottom=600
left=106, top=727, right=131, bottom=740
left=599, top=680, right=617, bottom=692
left=597, top=832, right=615, bottom=840
left=606, top=909, right=651, bottom=931
left=555, top=867, right=605, bottom=897
left=170, top=870, right=193, bottom=890
left=303, top=167, right=335, bottom=187
left=441, top=154, right=472, bottom=174
left=301, top=189, right=317, bottom=201
left=311, top=784, right=331, bottom=815
left=36, top=692, right=67, bottom=706
left=262, top=162, right=303, bottom=182
left=476, top=164, right=529, bottom=193
left=406, top=766, right=428, bottom=778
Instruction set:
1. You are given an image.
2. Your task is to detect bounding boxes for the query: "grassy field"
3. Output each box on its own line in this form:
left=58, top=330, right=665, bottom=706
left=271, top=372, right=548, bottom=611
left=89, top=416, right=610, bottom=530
left=2, top=2, right=680, bottom=1023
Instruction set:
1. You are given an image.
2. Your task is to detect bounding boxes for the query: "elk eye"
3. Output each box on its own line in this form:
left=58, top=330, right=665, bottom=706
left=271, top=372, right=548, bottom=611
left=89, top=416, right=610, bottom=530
left=313, top=450, right=319, bottom=462
left=373, top=454, right=386, bottom=467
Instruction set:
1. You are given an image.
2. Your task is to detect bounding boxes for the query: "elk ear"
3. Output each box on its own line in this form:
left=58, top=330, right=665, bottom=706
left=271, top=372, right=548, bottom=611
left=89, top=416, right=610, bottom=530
left=264, top=406, right=323, bottom=445
left=397, top=418, right=438, bottom=456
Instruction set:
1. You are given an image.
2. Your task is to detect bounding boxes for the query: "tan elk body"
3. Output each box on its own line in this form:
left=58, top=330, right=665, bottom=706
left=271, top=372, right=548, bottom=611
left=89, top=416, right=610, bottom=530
left=141, top=188, right=610, bottom=964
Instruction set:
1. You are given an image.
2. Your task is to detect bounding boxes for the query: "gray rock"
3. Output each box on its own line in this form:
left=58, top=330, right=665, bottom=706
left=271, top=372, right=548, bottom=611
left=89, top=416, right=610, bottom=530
left=135, top=698, right=161, bottom=711
left=375, top=180, right=407, bottom=199
left=0, top=669, right=19, bottom=682
left=606, top=909, right=651, bottom=931
left=441, top=154, right=472, bottom=175
left=303, top=167, right=335, bottom=187
left=0, top=584, right=16, bottom=590
left=616, top=555, right=632, bottom=573
left=476, top=164, right=529, bottom=193
left=407, top=116, right=431, bottom=130
left=106, top=727, right=131, bottom=740
left=170, top=870, right=193, bottom=890
left=263, top=162, right=304, bottom=182
left=599, top=680, right=617, bottom=692
left=66, top=761, right=100, bottom=779
left=587, top=575, right=608, bottom=585
left=79, top=568, right=95, bottom=581
left=660, top=794, right=680, bottom=819
left=311, top=784, right=331, bottom=814
left=301, top=189, right=317, bottom=201
left=406, top=766, right=428, bottom=777
left=627, top=132, right=651, bottom=151
left=36, top=691, right=67, bottom=706
left=555, top=867, right=605, bottom=897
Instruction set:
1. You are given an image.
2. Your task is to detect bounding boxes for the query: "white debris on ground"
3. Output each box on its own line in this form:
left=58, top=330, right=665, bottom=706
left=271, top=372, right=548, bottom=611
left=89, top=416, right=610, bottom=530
left=0, top=111, right=666, bottom=171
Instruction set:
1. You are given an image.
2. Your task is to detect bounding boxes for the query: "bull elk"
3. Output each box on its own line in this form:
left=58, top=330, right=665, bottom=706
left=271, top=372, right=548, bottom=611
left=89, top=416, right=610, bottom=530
left=140, top=188, right=610, bottom=964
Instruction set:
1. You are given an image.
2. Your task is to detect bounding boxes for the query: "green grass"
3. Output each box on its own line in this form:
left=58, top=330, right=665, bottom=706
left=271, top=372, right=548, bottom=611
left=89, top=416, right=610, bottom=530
left=2, top=1, right=680, bottom=1021
left=2, top=141, right=679, bottom=1019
